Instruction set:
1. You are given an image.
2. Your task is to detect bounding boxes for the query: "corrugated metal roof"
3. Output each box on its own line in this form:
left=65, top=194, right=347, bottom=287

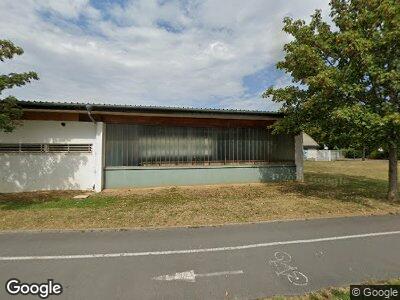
left=17, top=100, right=283, bottom=117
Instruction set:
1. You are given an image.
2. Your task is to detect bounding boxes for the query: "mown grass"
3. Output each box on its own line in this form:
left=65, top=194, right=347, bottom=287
left=0, top=195, right=108, bottom=211
left=0, top=160, right=399, bottom=230
left=269, top=278, right=400, bottom=300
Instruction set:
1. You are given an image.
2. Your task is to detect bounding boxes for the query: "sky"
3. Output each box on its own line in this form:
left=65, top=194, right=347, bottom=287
left=0, top=0, right=330, bottom=111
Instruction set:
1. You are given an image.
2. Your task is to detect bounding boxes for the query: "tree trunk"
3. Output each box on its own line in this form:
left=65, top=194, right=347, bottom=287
left=362, top=146, right=366, bottom=161
left=388, top=143, right=398, bottom=201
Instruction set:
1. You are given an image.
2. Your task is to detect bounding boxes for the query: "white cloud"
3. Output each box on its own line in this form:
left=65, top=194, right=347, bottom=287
left=38, top=0, right=94, bottom=19
left=0, top=0, right=330, bottom=110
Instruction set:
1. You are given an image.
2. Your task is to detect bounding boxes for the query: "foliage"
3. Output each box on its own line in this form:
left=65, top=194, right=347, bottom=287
left=0, top=39, right=38, bottom=132
left=343, top=148, right=364, bottom=159
left=369, top=149, right=387, bottom=159
left=263, top=0, right=400, bottom=150
left=369, top=147, right=400, bottom=159
left=264, top=0, right=400, bottom=200
left=0, top=97, right=23, bottom=132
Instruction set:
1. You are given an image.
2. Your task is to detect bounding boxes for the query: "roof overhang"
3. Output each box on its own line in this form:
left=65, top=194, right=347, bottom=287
left=18, top=101, right=283, bottom=127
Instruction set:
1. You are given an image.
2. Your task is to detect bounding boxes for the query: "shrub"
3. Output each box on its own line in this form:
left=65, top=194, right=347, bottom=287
left=369, top=150, right=388, bottom=160
left=344, top=148, right=363, bottom=159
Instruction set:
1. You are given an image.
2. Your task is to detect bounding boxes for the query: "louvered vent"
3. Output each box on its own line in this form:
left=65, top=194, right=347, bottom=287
left=0, top=144, right=92, bottom=153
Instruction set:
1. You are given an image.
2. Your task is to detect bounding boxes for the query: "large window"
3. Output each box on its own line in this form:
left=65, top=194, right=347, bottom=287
left=105, top=124, right=294, bottom=167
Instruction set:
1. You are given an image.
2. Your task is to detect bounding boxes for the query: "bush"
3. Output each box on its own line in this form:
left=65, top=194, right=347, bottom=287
left=344, top=148, right=363, bottom=159
left=344, top=147, right=400, bottom=160
left=369, top=150, right=388, bottom=159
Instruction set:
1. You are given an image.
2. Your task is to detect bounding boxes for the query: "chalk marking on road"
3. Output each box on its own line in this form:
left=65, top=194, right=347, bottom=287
left=1, top=230, right=400, bottom=261
left=152, top=270, right=244, bottom=282
left=269, top=251, right=309, bottom=286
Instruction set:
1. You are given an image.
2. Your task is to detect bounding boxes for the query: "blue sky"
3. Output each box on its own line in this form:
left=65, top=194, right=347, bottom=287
left=0, top=0, right=329, bottom=111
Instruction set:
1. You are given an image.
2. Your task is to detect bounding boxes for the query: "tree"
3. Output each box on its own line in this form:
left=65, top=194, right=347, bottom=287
left=0, top=40, right=38, bottom=132
left=263, top=0, right=400, bottom=201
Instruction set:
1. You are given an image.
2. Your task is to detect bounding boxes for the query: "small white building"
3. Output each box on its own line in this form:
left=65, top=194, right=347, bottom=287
left=302, top=133, right=344, bottom=161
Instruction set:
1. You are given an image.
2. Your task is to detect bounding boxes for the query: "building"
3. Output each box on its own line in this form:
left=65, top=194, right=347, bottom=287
left=303, top=133, right=320, bottom=151
left=0, top=101, right=303, bottom=193
left=303, top=133, right=320, bottom=160
left=302, top=133, right=344, bottom=161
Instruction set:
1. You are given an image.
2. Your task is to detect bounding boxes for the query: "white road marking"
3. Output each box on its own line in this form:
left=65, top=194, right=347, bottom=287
left=153, top=270, right=244, bottom=282
left=0, top=230, right=399, bottom=262
left=269, top=251, right=309, bottom=286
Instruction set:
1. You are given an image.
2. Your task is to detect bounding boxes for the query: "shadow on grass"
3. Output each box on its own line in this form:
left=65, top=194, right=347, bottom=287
left=283, top=172, right=392, bottom=204
left=0, top=188, right=186, bottom=211
left=0, top=192, right=116, bottom=211
left=1, top=172, right=397, bottom=212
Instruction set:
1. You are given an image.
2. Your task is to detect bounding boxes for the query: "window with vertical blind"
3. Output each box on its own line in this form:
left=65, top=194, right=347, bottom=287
left=105, top=124, right=295, bottom=167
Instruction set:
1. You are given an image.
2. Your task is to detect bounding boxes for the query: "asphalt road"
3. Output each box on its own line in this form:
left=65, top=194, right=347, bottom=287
left=0, top=215, right=400, bottom=300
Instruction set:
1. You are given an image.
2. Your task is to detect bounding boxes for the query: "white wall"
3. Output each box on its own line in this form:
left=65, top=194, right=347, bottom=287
left=304, top=149, right=345, bottom=161
left=304, top=149, right=318, bottom=160
left=0, top=120, right=98, bottom=193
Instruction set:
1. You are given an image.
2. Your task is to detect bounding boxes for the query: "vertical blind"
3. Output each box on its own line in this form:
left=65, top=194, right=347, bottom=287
left=105, top=124, right=295, bottom=167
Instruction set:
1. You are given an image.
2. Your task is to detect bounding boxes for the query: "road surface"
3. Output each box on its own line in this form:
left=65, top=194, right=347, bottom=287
left=0, top=215, right=400, bottom=299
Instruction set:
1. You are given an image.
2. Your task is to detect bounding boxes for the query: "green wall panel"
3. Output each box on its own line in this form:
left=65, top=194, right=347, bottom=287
left=104, top=165, right=296, bottom=188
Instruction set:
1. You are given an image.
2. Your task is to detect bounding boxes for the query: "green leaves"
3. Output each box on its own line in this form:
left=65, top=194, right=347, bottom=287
left=0, top=97, right=23, bottom=133
left=265, top=0, right=400, bottom=199
left=0, top=39, right=39, bottom=132
left=264, top=0, right=400, bottom=149
left=0, top=40, right=23, bottom=61
left=0, top=72, right=39, bottom=94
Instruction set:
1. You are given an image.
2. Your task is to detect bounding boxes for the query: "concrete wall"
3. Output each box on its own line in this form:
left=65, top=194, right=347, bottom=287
left=0, top=120, right=102, bottom=193
left=104, top=164, right=296, bottom=188
left=295, top=134, right=304, bottom=181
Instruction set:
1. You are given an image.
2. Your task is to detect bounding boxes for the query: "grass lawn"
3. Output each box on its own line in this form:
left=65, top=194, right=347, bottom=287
left=268, top=278, right=400, bottom=300
left=0, top=160, right=399, bottom=230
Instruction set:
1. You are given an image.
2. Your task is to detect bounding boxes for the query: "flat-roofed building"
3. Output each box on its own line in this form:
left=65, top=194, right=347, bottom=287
left=0, top=101, right=303, bottom=193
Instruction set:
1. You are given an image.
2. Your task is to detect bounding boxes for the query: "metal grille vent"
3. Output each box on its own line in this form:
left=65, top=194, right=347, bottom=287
left=0, top=144, right=92, bottom=153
